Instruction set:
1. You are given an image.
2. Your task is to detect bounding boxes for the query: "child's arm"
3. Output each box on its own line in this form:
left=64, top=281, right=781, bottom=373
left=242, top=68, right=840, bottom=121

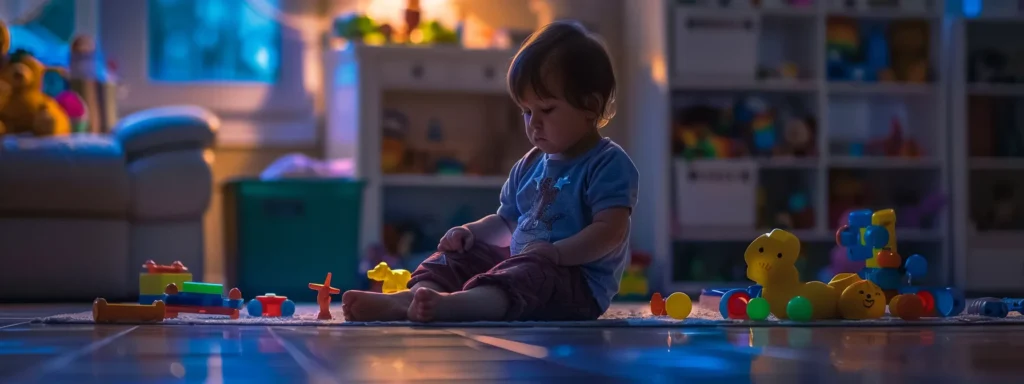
left=552, top=207, right=631, bottom=265
left=548, top=148, right=639, bottom=266
left=463, top=214, right=515, bottom=248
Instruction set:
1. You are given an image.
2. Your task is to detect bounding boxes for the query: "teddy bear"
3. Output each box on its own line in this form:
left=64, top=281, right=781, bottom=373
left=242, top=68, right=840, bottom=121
left=0, top=49, right=71, bottom=137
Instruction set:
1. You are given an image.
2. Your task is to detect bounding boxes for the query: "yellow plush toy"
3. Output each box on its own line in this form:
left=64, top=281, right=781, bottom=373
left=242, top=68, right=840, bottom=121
left=0, top=20, right=70, bottom=137
left=0, top=49, right=71, bottom=137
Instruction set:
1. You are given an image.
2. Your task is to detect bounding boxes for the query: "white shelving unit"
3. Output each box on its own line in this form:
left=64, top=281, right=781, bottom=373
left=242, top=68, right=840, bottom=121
left=949, top=0, right=1024, bottom=294
left=625, top=0, right=953, bottom=295
left=323, top=44, right=524, bottom=255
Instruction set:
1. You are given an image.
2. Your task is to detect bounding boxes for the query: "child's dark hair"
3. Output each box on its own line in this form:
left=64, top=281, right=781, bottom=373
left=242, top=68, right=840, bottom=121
left=507, top=20, right=616, bottom=128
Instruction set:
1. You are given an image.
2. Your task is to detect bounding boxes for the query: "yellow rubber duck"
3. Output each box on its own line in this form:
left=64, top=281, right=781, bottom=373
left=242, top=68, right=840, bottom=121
left=366, top=262, right=411, bottom=294
left=745, top=229, right=839, bottom=320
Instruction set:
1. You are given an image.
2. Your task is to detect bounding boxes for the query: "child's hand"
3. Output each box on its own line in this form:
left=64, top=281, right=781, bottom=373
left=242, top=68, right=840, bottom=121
left=521, top=241, right=561, bottom=265
left=438, top=226, right=474, bottom=253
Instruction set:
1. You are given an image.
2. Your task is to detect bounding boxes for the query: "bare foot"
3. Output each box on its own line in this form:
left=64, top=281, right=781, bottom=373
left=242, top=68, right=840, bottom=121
left=341, top=290, right=413, bottom=322
left=408, top=288, right=448, bottom=322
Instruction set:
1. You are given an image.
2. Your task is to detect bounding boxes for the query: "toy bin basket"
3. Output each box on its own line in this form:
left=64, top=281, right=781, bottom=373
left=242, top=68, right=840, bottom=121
left=672, top=8, right=760, bottom=81
left=223, top=178, right=364, bottom=302
left=673, top=159, right=759, bottom=228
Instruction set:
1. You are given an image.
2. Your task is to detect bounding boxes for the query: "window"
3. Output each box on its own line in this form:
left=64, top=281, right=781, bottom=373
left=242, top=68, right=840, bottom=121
left=6, top=0, right=77, bottom=66
left=146, top=0, right=281, bottom=83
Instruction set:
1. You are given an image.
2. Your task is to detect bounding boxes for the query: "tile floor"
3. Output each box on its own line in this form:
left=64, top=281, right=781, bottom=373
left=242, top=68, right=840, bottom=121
left=1, top=304, right=1023, bottom=383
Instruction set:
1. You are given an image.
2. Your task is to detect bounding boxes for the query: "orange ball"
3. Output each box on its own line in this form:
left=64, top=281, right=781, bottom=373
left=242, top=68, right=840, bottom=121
left=875, top=250, right=902, bottom=268
left=889, top=294, right=904, bottom=318
left=894, top=294, right=924, bottom=320
left=650, top=292, right=666, bottom=316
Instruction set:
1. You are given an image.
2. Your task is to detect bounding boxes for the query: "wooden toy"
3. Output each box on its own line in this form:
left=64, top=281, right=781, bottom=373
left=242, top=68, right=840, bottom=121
left=162, top=283, right=244, bottom=319
left=309, top=273, right=341, bottom=320
left=745, top=229, right=839, bottom=320
left=93, top=298, right=165, bottom=323
left=139, top=260, right=192, bottom=305
left=366, top=262, right=411, bottom=294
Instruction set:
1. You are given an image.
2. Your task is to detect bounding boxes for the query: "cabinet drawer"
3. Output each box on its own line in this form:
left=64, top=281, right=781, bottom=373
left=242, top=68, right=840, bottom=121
left=379, top=60, right=452, bottom=89
left=456, top=61, right=507, bottom=92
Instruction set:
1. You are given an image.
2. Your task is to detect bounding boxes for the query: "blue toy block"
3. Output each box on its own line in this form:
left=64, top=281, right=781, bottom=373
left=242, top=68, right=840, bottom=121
left=138, top=295, right=165, bottom=305
left=848, top=209, right=873, bottom=227
left=934, top=287, right=966, bottom=317
left=904, top=254, right=928, bottom=278
left=864, top=226, right=889, bottom=248
left=968, top=299, right=1009, bottom=318
left=247, top=300, right=263, bottom=317
left=165, top=292, right=222, bottom=307
left=165, top=292, right=244, bottom=310
left=280, top=300, right=296, bottom=317
left=746, top=285, right=762, bottom=298
left=1002, top=298, right=1024, bottom=313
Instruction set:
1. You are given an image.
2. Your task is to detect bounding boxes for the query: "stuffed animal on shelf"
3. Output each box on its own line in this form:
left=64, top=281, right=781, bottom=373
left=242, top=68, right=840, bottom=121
left=889, top=21, right=930, bottom=83
left=776, top=117, right=817, bottom=157
left=0, top=49, right=71, bottom=137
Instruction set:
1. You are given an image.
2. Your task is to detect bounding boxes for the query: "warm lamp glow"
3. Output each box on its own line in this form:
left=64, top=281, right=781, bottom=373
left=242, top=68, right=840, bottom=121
left=361, top=0, right=459, bottom=29
left=650, top=54, right=668, bottom=89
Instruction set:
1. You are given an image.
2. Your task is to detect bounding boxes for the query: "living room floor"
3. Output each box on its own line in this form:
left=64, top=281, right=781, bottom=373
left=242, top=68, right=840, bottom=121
left=0, top=304, right=1021, bottom=383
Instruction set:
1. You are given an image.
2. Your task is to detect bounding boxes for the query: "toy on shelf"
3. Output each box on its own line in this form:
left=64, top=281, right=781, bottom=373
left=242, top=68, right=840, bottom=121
left=619, top=251, right=652, bottom=297
left=367, top=262, right=411, bottom=294
left=92, top=298, right=165, bottom=324
left=309, top=272, right=341, bottom=320
left=163, top=282, right=244, bottom=319
left=246, top=294, right=296, bottom=317
left=889, top=20, right=930, bottom=83
left=775, top=117, right=817, bottom=158
left=867, top=117, right=921, bottom=157
left=745, top=229, right=839, bottom=320
left=139, top=260, right=192, bottom=305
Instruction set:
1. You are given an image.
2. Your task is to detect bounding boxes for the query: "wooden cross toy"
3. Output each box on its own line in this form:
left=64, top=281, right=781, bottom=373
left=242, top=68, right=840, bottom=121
left=308, top=272, right=341, bottom=320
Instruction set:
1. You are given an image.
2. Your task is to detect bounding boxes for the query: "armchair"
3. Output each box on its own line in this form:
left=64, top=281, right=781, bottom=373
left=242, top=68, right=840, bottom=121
left=0, top=105, right=218, bottom=301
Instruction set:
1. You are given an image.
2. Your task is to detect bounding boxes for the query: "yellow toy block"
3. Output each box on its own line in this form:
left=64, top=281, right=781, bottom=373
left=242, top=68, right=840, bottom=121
left=139, top=273, right=192, bottom=295
left=866, top=209, right=897, bottom=269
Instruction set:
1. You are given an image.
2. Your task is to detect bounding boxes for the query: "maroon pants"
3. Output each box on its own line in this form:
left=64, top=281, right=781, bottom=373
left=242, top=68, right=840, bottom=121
left=408, top=242, right=604, bottom=321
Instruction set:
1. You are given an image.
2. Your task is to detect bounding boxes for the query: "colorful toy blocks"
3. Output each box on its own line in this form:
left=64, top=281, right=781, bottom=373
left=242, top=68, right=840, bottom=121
left=162, top=283, right=244, bottom=319
left=139, top=260, right=192, bottom=304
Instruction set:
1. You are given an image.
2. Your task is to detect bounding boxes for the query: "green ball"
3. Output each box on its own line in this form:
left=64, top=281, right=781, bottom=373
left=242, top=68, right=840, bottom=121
left=747, top=297, right=770, bottom=320
left=786, top=296, right=813, bottom=321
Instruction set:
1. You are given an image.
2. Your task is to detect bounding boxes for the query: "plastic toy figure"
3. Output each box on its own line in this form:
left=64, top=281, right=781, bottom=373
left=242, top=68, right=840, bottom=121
left=309, top=273, right=341, bottom=320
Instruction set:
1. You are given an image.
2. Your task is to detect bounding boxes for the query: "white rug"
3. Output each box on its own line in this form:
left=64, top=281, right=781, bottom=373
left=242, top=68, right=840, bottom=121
left=35, top=302, right=1024, bottom=327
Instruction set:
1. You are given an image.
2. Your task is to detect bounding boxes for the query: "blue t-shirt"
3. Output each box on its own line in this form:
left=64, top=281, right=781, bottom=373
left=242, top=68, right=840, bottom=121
left=497, top=137, right=639, bottom=312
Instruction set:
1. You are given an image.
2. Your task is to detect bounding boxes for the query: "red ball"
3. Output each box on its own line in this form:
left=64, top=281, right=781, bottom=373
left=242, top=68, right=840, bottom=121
left=916, top=290, right=935, bottom=316
left=727, top=292, right=751, bottom=319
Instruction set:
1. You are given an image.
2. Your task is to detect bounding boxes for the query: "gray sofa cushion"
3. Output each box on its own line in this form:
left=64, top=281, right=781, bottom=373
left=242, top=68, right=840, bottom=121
left=0, top=134, right=130, bottom=216
left=115, top=105, right=218, bottom=156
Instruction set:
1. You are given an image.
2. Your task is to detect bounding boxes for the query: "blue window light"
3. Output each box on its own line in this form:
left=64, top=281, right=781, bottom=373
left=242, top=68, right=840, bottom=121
left=962, top=0, right=981, bottom=18
left=147, top=0, right=282, bottom=83
left=6, top=0, right=76, bottom=67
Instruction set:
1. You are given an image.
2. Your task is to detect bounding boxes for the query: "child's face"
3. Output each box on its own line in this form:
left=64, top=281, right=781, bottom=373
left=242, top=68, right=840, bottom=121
left=518, top=87, right=595, bottom=155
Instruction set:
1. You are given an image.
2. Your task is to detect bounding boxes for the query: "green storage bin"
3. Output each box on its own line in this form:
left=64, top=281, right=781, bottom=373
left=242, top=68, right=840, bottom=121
left=224, top=178, right=364, bottom=302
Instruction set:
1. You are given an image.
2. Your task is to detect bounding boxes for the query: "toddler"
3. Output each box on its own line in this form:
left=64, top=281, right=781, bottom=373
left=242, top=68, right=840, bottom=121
left=342, top=20, right=639, bottom=322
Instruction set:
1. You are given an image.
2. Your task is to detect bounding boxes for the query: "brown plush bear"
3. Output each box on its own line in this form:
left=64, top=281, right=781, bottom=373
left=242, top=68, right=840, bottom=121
left=0, top=49, right=71, bottom=137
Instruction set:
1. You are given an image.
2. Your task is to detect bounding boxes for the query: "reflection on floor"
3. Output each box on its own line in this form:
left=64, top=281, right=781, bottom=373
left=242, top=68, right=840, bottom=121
left=0, top=304, right=1022, bottom=383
